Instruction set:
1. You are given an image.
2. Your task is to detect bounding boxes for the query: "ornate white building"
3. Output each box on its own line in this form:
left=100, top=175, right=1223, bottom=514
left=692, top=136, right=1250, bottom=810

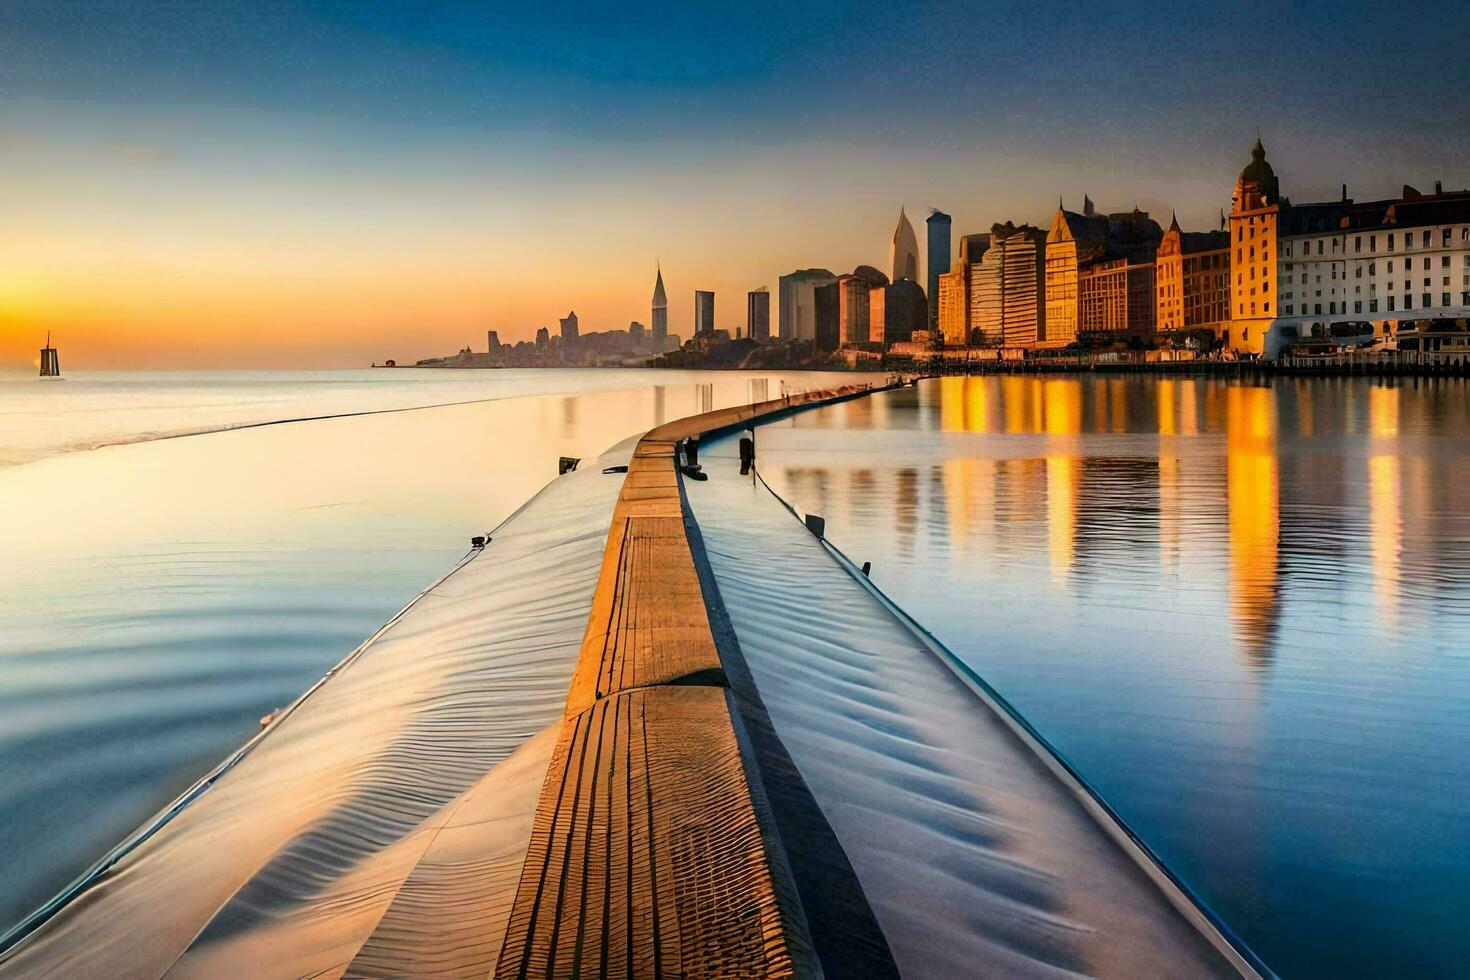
left=1227, top=139, right=1470, bottom=357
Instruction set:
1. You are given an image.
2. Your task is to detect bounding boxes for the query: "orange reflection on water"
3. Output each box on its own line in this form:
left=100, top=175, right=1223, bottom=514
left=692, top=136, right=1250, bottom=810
left=1042, top=380, right=1082, bottom=436
left=1226, top=385, right=1280, bottom=665
left=1046, top=454, right=1078, bottom=580
left=1368, top=385, right=1403, bottom=625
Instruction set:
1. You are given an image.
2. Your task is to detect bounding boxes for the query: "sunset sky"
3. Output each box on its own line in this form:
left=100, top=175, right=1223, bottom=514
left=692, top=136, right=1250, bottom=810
left=2, top=1, right=1468, bottom=368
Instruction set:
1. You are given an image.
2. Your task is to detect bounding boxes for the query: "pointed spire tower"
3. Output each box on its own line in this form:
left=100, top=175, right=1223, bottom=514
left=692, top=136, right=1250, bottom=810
left=650, top=264, right=669, bottom=346
left=889, top=208, right=920, bottom=283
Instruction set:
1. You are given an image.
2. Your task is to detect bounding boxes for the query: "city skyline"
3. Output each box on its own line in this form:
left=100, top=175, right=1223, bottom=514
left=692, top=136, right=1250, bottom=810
left=3, top=1, right=1469, bottom=368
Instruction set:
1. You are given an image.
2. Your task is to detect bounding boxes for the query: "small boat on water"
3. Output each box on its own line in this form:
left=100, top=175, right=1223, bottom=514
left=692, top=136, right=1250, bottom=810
left=39, top=334, right=61, bottom=378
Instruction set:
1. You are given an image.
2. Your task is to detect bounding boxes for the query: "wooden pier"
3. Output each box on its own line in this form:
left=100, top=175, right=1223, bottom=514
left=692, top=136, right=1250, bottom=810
left=495, top=383, right=882, bottom=978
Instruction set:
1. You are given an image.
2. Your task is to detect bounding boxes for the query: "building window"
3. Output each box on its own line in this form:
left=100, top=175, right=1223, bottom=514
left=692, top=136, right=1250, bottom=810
left=1264, top=301, right=1270, bottom=312
left=1405, top=296, right=1413, bottom=309
left=1314, top=304, right=1321, bottom=314
left=1463, top=292, right=1470, bottom=305
left=1388, top=235, right=1395, bottom=252
left=1388, top=260, right=1394, bottom=273
left=1424, top=257, right=1431, bottom=270
left=1369, top=262, right=1376, bottom=275
left=1423, top=230, right=1431, bottom=248
left=1355, top=265, right=1362, bottom=278
left=1354, top=301, right=1362, bottom=313
left=1370, top=235, right=1377, bottom=253
left=1388, top=296, right=1395, bottom=311
left=1354, top=235, right=1362, bottom=252
left=1444, top=228, right=1453, bottom=246
left=1443, top=293, right=1452, bottom=306
left=1370, top=299, right=1379, bottom=313
left=1405, top=232, right=1413, bottom=249
left=1443, top=255, right=1452, bottom=267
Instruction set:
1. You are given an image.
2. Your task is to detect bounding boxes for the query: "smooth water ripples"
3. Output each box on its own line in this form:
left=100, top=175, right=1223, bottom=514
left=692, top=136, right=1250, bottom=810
left=755, top=375, right=1470, bottom=978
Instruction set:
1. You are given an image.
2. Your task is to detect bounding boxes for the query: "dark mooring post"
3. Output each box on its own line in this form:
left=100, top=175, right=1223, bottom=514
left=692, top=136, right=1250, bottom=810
left=739, top=433, right=755, bottom=476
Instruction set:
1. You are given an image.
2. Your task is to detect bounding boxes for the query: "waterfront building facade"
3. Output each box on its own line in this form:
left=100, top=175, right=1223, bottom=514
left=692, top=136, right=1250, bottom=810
left=651, top=266, right=669, bottom=345
left=890, top=208, right=920, bottom=283
left=926, top=210, right=951, bottom=333
left=559, top=311, right=579, bottom=343
left=747, top=287, right=771, bottom=341
left=777, top=268, right=837, bottom=340
left=870, top=278, right=927, bottom=345
left=1225, top=137, right=1470, bottom=357
left=937, top=266, right=966, bottom=346
left=1226, top=138, right=1282, bottom=354
left=629, top=320, right=646, bottom=342
left=1273, top=184, right=1470, bottom=354
left=1046, top=202, right=1163, bottom=345
left=535, top=326, right=549, bottom=348
left=1155, top=215, right=1230, bottom=334
left=839, top=265, right=889, bottom=345
left=1078, top=256, right=1157, bottom=341
left=972, top=223, right=1047, bottom=347
left=694, top=290, right=715, bottom=336
left=1045, top=200, right=1111, bottom=345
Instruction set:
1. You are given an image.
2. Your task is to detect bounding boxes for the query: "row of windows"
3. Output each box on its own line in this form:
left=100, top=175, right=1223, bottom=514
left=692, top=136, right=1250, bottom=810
left=1284, top=255, right=1470, bottom=277
left=1284, top=293, right=1470, bottom=316
left=1284, top=226, right=1470, bottom=257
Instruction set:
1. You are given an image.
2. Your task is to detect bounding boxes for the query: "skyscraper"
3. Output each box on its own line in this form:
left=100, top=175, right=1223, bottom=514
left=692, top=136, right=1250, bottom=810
left=651, top=265, right=669, bottom=346
left=890, top=208, right=920, bottom=283
left=694, top=290, right=715, bottom=336
left=746, top=288, right=770, bottom=341
left=926, top=210, right=951, bottom=332
left=559, top=310, right=579, bottom=343
left=838, top=265, right=888, bottom=345
left=813, top=280, right=841, bottom=353
left=778, top=268, right=837, bottom=340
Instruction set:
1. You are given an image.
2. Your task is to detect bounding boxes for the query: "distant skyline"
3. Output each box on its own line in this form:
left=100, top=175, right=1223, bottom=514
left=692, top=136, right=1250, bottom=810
left=2, top=0, right=1468, bottom=367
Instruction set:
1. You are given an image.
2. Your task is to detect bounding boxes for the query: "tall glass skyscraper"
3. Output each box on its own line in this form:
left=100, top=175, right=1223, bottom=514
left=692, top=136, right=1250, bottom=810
left=926, top=210, right=952, bottom=333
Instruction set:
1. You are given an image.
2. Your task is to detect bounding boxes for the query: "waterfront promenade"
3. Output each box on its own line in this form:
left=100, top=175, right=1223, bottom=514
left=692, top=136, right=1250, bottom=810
left=1, top=382, right=1264, bottom=978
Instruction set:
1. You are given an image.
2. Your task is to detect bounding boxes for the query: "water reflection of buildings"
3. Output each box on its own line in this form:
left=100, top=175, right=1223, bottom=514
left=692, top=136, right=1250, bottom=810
left=1226, top=385, right=1280, bottom=665
left=784, top=377, right=1462, bottom=672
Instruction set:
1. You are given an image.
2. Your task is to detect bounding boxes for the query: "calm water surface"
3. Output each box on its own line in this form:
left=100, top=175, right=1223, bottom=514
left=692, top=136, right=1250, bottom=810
left=0, top=368, right=863, bottom=934
left=756, top=376, right=1470, bottom=978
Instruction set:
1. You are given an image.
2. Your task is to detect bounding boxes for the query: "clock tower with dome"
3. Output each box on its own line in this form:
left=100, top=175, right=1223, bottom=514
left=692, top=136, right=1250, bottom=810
left=1227, top=137, right=1282, bottom=355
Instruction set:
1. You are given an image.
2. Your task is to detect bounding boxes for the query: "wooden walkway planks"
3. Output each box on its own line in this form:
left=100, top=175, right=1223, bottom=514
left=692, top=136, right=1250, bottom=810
left=497, top=384, right=876, bottom=979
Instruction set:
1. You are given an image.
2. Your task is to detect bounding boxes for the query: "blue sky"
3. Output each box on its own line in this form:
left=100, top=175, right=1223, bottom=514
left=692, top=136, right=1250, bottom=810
left=2, top=0, right=1468, bottom=364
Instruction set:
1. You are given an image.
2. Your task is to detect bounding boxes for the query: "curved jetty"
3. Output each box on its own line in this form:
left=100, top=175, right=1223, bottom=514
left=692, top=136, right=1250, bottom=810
left=0, top=383, right=1266, bottom=978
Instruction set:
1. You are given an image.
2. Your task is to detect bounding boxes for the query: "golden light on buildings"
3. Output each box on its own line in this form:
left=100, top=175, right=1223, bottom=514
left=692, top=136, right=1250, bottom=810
left=1226, top=385, right=1280, bottom=664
